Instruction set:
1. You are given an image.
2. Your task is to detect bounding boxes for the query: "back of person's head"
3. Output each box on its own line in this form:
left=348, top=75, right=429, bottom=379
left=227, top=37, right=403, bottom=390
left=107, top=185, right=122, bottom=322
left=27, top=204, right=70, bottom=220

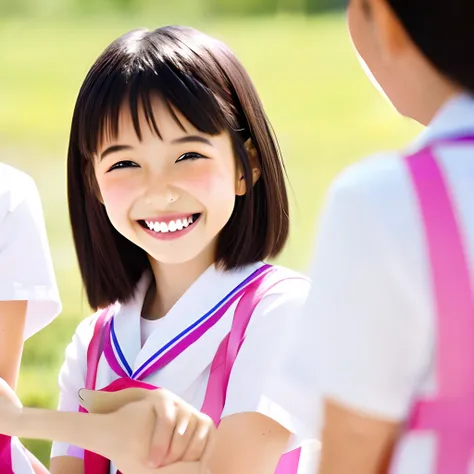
left=67, top=26, right=289, bottom=310
left=347, top=0, right=474, bottom=123
left=387, top=0, right=474, bottom=93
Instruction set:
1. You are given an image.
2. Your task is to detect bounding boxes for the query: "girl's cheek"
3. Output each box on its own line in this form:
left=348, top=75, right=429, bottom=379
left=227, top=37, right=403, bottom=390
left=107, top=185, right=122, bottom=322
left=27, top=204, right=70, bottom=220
left=99, top=180, right=134, bottom=212
left=180, top=166, right=234, bottom=198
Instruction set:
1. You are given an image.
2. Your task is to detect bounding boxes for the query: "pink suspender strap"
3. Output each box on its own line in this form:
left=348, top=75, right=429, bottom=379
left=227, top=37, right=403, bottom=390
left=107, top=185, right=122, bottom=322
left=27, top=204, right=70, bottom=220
left=201, top=268, right=304, bottom=474
left=85, top=309, right=112, bottom=391
left=0, top=434, right=13, bottom=473
left=75, top=309, right=114, bottom=467
left=406, top=141, right=474, bottom=473
left=201, top=278, right=258, bottom=424
left=201, top=266, right=278, bottom=423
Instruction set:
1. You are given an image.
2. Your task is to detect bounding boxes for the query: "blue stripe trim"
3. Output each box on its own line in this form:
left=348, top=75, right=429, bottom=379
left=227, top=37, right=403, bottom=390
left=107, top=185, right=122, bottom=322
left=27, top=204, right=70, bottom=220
left=132, top=265, right=268, bottom=379
left=110, top=317, right=133, bottom=376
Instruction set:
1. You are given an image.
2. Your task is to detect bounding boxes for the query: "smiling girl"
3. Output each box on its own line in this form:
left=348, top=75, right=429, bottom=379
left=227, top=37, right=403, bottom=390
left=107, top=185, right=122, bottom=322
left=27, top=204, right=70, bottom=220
left=49, top=26, right=313, bottom=474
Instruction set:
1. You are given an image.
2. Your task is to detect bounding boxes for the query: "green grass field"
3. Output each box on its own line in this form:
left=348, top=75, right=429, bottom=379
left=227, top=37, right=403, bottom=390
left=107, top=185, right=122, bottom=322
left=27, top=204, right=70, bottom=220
left=0, top=12, right=419, bottom=464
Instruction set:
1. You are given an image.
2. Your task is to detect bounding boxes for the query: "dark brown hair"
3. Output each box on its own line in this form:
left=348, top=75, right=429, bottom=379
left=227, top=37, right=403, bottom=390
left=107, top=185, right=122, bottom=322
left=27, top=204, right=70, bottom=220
left=68, top=25, right=289, bottom=310
left=363, top=0, right=474, bottom=93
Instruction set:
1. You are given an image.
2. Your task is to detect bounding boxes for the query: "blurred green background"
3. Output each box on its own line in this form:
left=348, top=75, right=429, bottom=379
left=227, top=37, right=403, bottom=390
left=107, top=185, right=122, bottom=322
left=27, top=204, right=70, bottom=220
left=1, top=0, right=419, bottom=465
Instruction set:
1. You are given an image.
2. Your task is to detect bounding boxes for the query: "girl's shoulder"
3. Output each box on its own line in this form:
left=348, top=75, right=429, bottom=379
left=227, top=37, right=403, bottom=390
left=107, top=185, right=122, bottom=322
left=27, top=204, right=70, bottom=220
left=0, top=163, right=39, bottom=216
left=253, top=264, right=311, bottom=312
left=0, top=162, right=32, bottom=184
left=72, top=304, right=119, bottom=347
left=263, top=264, right=310, bottom=289
left=323, top=150, right=419, bottom=235
left=329, top=150, right=408, bottom=203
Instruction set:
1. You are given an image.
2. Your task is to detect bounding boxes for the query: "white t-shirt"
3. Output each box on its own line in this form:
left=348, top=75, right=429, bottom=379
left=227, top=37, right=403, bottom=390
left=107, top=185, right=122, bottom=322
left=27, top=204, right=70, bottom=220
left=262, top=93, right=474, bottom=474
left=0, top=163, right=61, bottom=339
left=0, top=164, right=61, bottom=473
left=51, top=262, right=317, bottom=474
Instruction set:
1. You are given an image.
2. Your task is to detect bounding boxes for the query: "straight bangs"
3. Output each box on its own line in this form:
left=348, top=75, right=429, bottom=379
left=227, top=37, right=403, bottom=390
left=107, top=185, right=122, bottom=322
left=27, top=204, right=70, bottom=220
left=76, top=29, right=235, bottom=163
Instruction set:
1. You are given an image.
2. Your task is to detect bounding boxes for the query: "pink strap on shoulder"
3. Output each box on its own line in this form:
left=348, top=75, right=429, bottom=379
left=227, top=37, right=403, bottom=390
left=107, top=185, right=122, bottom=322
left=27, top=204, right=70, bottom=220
left=68, top=309, right=112, bottom=461
left=406, top=144, right=474, bottom=473
left=406, top=148, right=474, bottom=393
left=201, top=267, right=303, bottom=473
left=86, top=309, right=112, bottom=391
left=201, top=266, right=276, bottom=423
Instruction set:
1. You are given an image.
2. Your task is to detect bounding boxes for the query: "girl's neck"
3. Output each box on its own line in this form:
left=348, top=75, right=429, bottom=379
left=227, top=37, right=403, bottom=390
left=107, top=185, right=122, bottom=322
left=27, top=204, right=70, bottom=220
left=144, top=245, right=216, bottom=320
left=407, top=54, right=461, bottom=126
left=418, top=86, right=460, bottom=126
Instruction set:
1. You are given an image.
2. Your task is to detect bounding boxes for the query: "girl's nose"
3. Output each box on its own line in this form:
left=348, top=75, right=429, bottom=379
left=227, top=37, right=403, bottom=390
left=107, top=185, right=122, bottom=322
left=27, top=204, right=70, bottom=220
left=167, top=191, right=178, bottom=203
left=145, top=189, right=180, bottom=207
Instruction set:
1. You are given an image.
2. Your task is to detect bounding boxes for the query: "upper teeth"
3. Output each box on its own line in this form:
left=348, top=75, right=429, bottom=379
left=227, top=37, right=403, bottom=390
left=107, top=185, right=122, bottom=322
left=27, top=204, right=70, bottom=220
left=145, top=216, right=195, bottom=233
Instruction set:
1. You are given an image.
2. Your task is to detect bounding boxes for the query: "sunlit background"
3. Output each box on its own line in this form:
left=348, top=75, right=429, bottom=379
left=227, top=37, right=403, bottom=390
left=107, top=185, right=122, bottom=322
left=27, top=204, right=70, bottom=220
left=0, top=0, right=420, bottom=463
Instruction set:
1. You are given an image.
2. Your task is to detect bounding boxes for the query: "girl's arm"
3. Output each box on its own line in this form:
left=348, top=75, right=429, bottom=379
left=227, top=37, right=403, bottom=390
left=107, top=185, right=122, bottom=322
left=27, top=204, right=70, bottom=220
left=0, top=385, right=210, bottom=474
left=318, top=399, right=399, bottom=474
left=0, top=169, right=61, bottom=471
left=209, top=413, right=290, bottom=474
left=80, top=388, right=287, bottom=474
left=0, top=301, right=27, bottom=389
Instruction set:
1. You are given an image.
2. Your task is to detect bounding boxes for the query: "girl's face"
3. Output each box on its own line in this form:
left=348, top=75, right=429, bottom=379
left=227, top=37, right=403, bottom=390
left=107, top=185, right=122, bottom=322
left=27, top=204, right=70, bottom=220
left=94, top=95, right=247, bottom=267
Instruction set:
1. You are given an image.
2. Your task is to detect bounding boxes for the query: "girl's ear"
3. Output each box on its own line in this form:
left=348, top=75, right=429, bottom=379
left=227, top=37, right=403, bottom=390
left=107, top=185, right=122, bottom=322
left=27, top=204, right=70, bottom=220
left=369, top=0, right=411, bottom=61
left=236, top=138, right=262, bottom=197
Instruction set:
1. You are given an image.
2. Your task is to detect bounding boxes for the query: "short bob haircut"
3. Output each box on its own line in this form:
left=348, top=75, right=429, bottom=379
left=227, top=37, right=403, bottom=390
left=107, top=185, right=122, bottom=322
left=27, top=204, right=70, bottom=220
left=68, top=25, right=289, bottom=310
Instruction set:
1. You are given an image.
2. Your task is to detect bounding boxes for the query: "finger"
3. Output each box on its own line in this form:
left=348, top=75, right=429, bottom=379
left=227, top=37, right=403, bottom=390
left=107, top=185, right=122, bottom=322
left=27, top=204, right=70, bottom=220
left=79, top=388, right=149, bottom=413
left=162, top=412, right=198, bottom=465
left=180, top=416, right=211, bottom=463
left=199, top=417, right=217, bottom=469
left=147, top=395, right=177, bottom=467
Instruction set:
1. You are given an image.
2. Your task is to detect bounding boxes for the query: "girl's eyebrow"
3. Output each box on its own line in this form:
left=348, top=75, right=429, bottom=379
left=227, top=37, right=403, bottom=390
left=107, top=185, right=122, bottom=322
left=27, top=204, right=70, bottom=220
left=100, top=136, right=212, bottom=160
left=171, top=135, right=213, bottom=146
left=100, top=144, right=133, bottom=160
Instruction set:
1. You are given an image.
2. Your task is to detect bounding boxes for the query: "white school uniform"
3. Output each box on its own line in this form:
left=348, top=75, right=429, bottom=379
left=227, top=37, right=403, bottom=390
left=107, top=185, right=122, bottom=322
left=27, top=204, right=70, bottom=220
left=0, top=163, right=61, bottom=473
left=0, top=163, right=61, bottom=338
left=262, top=93, right=474, bottom=474
left=51, top=262, right=318, bottom=473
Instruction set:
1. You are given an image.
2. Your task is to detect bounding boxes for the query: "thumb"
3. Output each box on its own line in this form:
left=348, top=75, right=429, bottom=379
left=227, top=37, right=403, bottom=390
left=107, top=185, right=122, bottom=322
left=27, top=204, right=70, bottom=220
left=78, top=387, right=149, bottom=414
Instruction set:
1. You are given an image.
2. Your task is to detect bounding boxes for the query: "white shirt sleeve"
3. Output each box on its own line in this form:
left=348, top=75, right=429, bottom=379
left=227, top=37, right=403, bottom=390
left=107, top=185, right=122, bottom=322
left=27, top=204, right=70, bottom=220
left=279, top=157, right=434, bottom=432
left=0, top=164, right=61, bottom=339
left=50, top=317, right=93, bottom=460
left=221, top=272, right=311, bottom=437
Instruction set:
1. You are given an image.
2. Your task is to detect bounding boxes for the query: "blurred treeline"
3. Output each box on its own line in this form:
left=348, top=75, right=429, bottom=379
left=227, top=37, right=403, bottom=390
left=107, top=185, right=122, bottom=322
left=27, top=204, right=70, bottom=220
left=0, top=0, right=346, bottom=18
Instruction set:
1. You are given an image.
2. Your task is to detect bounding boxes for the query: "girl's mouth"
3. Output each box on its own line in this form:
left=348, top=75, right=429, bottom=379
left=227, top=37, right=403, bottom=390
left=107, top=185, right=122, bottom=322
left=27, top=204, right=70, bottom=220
left=138, top=213, right=201, bottom=235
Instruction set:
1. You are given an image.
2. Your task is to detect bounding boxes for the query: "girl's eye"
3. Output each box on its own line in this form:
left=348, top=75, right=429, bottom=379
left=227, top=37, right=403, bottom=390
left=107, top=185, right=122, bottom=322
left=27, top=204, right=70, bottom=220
left=107, top=161, right=139, bottom=172
left=176, top=152, right=206, bottom=162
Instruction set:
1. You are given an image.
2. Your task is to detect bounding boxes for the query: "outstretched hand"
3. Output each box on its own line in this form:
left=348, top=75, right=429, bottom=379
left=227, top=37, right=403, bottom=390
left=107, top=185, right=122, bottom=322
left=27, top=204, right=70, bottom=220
left=79, top=387, right=215, bottom=472
left=0, top=381, right=214, bottom=474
